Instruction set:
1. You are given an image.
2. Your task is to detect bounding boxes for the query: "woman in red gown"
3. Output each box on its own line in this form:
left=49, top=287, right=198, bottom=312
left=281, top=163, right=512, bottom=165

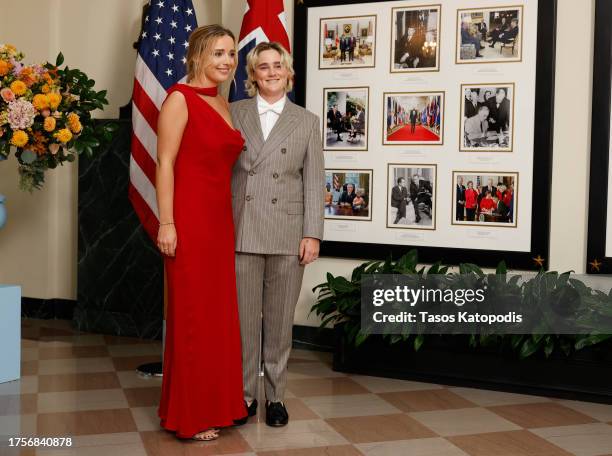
left=155, top=24, right=246, bottom=441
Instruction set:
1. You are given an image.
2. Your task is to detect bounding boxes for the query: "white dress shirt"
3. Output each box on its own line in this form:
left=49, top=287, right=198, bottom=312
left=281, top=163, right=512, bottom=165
left=257, top=93, right=286, bottom=141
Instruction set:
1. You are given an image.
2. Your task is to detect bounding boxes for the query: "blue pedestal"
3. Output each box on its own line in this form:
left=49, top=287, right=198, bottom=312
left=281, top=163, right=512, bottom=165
left=0, top=285, right=21, bottom=384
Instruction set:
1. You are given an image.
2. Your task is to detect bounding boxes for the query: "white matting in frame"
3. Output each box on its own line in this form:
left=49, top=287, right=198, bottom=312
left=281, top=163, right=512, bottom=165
left=383, top=91, right=444, bottom=145
left=306, top=0, right=537, bottom=252
left=456, top=4, right=524, bottom=64
left=390, top=4, right=441, bottom=73
left=324, top=87, right=369, bottom=151
left=452, top=171, right=518, bottom=228
left=387, top=163, right=437, bottom=230
left=325, top=168, right=373, bottom=221
left=460, top=83, right=515, bottom=152
left=319, top=15, right=377, bottom=69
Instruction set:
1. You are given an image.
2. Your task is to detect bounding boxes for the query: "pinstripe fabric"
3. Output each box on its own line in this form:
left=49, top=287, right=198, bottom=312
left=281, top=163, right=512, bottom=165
left=231, top=95, right=322, bottom=404
left=235, top=252, right=304, bottom=402
left=230, top=96, right=325, bottom=255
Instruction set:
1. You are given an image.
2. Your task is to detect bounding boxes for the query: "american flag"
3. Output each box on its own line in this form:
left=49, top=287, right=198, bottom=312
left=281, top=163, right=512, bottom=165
left=129, top=0, right=198, bottom=241
left=229, top=0, right=290, bottom=102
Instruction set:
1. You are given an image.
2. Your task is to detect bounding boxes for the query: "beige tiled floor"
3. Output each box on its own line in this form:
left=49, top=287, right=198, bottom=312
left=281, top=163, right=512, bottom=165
left=2, top=318, right=612, bottom=455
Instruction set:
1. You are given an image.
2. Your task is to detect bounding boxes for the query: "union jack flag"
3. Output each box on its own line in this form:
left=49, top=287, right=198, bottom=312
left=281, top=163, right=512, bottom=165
left=229, top=0, right=290, bottom=102
left=129, top=0, right=198, bottom=241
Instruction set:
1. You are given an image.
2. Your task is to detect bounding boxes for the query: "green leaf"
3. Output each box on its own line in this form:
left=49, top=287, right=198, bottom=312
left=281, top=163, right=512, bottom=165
left=496, top=260, right=507, bottom=275
left=414, top=334, right=425, bottom=351
left=575, top=334, right=612, bottom=350
left=355, top=332, right=369, bottom=347
left=544, top=336, right=554, bottom=358
left=55, top=52, right=64, bottom=66
left=519, top=337, right=541, bottom=359
left=397, top=249, right=418, bottom=271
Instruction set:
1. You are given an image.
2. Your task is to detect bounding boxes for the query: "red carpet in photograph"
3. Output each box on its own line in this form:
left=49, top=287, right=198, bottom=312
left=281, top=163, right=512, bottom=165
left=387, top=125, right=440, bottom=142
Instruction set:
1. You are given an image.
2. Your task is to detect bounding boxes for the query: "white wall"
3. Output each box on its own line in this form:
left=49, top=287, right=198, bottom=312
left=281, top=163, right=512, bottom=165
left=0, top=0, right=598, bottom=327
left=0, top=0, right=221, bottom=299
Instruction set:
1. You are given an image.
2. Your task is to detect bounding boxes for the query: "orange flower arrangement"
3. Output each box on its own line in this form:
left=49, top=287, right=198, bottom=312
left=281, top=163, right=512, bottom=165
left=0, top=44, right=113, bottom=191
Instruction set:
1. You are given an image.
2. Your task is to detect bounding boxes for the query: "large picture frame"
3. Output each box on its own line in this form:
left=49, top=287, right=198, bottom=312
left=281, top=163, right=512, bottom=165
left=586, top=0, right=612, bottom=274
left=294, top=0, right=556, bottom=270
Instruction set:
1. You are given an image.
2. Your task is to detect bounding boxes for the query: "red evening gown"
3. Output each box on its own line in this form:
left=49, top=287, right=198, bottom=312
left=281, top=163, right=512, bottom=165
left=158, top=83, right=246, bottom=438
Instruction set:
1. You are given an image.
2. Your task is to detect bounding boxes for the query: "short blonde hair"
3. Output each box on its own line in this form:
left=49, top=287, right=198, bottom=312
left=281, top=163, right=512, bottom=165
left=186, top=24, right=236, bottom=82
left=245, top=42, right=294, bottom=97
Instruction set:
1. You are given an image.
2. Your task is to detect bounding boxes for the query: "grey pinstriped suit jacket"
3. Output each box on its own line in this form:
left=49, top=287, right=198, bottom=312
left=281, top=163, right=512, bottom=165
left=230, top=96, right=325, bottom=255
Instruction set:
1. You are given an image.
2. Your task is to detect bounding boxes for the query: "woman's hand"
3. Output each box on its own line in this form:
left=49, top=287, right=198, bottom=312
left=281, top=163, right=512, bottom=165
left=157, top=224, right=177, bottom=257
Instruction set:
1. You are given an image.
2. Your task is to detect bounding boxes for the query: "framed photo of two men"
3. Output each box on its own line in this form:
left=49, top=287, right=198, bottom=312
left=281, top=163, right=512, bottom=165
left=587, top=0, right=612, bottom=274
left=294, top=0, right=557, bottom=270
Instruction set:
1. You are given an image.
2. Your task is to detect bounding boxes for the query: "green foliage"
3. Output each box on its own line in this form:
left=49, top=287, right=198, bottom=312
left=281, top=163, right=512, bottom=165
left=311, top=249, right=612, bottom=360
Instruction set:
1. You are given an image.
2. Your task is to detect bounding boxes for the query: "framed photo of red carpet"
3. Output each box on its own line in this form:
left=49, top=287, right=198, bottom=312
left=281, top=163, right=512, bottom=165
left=383, top=91, right=444, bottom=145
left=586, top=0, right=612, bottom=274
left=293, top=0, right=556, bottom=270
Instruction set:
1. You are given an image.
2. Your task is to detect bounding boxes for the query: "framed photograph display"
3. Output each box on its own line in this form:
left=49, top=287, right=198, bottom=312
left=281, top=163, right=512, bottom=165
left=387, top=164, right=437, bottom=230
left=319, top=15, right=377, bottom=69
left=587, top=0, right=612, bottom=274
left=325, top=169, right=373, bottom=220
left=294, top=0, right=556, bottom=269
left=456, top=5, right=524, bottom=64
left=390, top=4, right=441, bottom=73
left=383, top=91, right=444, bottom=145
left=324, top=87, right=369, bottom=151
left=460, top=83, right=514, bottom=152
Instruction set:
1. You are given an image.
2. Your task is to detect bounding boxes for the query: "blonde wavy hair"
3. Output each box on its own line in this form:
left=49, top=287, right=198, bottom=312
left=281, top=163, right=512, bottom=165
left=244, top=42, right=294, bottom=97
left=185, top=24, right=236, bottom=83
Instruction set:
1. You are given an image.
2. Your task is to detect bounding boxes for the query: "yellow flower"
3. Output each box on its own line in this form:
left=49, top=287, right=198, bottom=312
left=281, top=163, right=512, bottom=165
left=54, top=128, right=72, bottom=143
left=67, top=113, right=82, bottom=133
left=0, top=60, right=11, bottom=77
left=47, top=92, right=62, bottom=109
left=44, top=116, right=56, bottom=132
left=70, top=120, right=82, bottom=133
left=10, top=80, right=27, bottom=96
left=41, top=84, right=50, bottom=94
left=32, top=94, right=50, bottom=110
left=10, top=130, right=28, bottom=147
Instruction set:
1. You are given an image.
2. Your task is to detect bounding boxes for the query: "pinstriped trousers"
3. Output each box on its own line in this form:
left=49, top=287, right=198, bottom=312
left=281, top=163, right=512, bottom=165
left=235, top=253, right=305, bottom=403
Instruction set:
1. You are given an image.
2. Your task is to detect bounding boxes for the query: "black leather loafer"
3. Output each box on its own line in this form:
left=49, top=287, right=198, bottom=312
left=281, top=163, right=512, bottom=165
left=265, top=401, right=288, bottom=427
left=233, top=399, right=258, bottom=426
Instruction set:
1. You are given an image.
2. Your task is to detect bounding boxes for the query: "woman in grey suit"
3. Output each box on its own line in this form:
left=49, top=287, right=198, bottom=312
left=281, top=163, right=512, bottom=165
left=230, top=42, right=325, bottom=427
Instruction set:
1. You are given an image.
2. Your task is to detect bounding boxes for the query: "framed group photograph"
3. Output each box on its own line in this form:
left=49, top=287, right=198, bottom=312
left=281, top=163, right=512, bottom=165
left=460, top=83, right=514, bottom=152
left=387, top=164, right=437, bottom=230
left=324, top=87, right=369, bottom=151
left=456, top=5, right=524, bottom=64
left=295, top=0, right=556, bottom=269
left=325, top=169, right=373, bottom=221
left=383, top=91, right=444, bottom=145
left=452, top=171, right=518, bottom=227
left=319, top=15, right=377, bottom=69
left=390, top=4, right=441, bottom=73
